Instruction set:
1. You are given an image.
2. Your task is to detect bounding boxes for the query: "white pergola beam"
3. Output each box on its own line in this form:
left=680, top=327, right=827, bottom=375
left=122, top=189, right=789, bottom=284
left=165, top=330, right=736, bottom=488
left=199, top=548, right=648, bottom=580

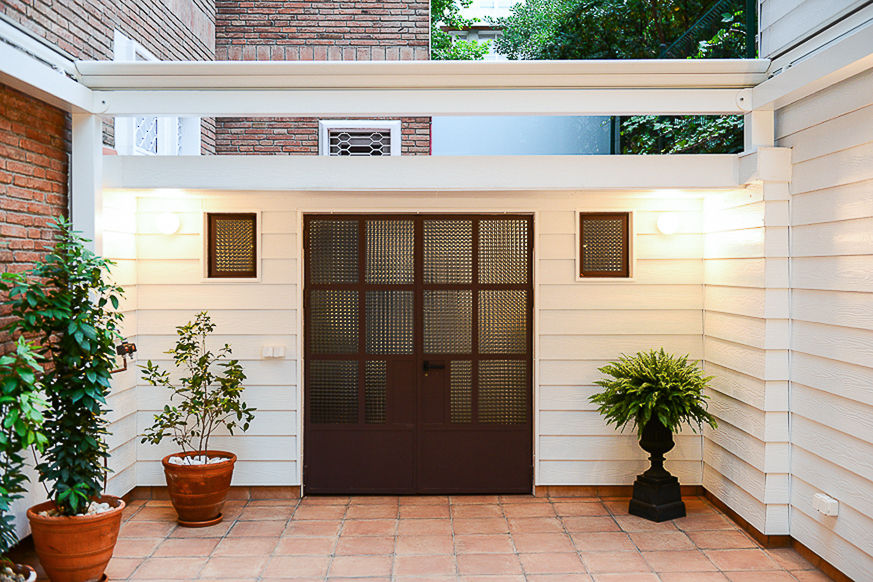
left=71, top=113, right=104, bottom=253
left=103, top=154, right=741, bottom=191
left=0, top=41, right=95, bottom=113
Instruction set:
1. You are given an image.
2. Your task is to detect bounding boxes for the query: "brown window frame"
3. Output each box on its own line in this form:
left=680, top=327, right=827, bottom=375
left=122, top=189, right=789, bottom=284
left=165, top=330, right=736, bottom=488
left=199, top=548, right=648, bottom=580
left=578, top=211, right=631, bottom=278
left=207, top=212, right=258, bottom=279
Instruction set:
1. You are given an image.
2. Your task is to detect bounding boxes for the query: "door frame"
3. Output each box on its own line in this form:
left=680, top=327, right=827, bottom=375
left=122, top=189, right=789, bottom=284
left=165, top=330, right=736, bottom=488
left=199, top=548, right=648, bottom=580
left=297, top=210, right=539, bottom=495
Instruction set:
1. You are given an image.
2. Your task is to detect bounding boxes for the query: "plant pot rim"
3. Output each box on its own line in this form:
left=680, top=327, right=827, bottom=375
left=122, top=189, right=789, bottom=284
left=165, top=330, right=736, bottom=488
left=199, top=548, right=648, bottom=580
left=26, top=495, right=125, bottom=524
left=162, top=450, right=237, bottom=469
left=3, top=562, right=37, bottom=582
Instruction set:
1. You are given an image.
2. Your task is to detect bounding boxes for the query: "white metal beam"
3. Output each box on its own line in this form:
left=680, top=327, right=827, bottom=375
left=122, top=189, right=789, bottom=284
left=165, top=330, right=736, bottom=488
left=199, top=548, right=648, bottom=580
left=95, top=88, right=751, bottom=117
left=103, top=154, right=741, bottom=191
left=71, top=114, right=104, bottom=253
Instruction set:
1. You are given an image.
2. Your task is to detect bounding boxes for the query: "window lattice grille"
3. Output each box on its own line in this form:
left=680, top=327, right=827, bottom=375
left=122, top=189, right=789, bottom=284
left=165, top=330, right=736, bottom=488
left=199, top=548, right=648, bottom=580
left=329, top=129, right=391, bottom=156
left=135, top=116, right=158, bottom=155
left=580, top=213, right=629, bottom=277
left=208, top=213, right=257, bottom=278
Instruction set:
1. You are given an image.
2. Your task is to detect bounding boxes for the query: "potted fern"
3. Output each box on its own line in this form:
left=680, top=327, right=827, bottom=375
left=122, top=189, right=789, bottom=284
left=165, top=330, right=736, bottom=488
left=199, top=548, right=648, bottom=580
left=0, top=339, right=46, bottom=582
left=1, top=219, right=126, bottom=582
left=590, top=348, right=717, bottom=522
left=141, top=312, right=255, bottom=527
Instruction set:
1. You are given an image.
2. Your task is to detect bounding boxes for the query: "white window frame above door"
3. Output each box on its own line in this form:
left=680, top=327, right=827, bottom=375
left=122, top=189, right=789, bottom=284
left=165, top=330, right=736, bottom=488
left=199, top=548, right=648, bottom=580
left=318, top=120, right=402, bottom=156
left=113, top=31, right=201, bottom=156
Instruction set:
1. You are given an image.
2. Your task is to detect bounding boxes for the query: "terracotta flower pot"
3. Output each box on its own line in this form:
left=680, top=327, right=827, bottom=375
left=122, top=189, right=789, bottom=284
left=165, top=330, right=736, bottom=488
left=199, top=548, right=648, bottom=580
left=162, top=450, right=236, bottom=527
left=26, top=495, right=124, bottom=582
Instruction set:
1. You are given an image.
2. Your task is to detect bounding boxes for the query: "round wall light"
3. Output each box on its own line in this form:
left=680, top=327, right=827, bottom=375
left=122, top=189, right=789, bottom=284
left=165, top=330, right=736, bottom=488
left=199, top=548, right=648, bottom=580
left=156, top=212, right=181, bottom=235
left=656, top=213, right=680, bottom=235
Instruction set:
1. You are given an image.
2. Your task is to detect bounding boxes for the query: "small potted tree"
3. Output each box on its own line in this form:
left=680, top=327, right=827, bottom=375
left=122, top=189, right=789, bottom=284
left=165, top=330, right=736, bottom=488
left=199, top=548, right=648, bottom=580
left=1, top=219, right=126, bottom=582
left=590, top=348, right=717, bottom=522
left=0, top=339, right=46, bottom=582
left=141, top=312, right=255, bottom=527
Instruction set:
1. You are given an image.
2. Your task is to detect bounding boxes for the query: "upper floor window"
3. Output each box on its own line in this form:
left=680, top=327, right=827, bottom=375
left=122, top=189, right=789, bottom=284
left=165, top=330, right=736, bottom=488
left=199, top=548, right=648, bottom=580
left=318, top=120, right=401, bottom=156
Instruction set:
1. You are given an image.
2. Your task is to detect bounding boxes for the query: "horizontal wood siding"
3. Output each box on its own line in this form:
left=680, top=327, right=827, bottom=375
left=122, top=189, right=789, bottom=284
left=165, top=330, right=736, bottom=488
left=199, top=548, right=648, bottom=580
left=758, top=0, right=869, bottom=58
left=778, top=69, right=873, bottom=580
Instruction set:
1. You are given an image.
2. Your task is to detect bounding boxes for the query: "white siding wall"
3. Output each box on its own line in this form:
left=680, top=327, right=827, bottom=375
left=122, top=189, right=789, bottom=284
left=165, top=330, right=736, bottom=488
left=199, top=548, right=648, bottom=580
left=702, top=181, right=791, bottom=535
left=758, top=0, right=869, bottom=58
left=111, top=189, right=714, bottom=489
left=778, top=68, right=873, bottom=581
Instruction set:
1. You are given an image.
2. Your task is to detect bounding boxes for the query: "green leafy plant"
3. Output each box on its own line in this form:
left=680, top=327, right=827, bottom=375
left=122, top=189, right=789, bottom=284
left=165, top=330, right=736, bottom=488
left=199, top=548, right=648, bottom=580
left=0, top=338, right=47, bottom=560
left=140, top=312, right=255, bottom=456
left=431, top=0, right=490, bottom=60
left=0, top=219, right=124, bottom=516
left=590, top=349, right=717, bottom=435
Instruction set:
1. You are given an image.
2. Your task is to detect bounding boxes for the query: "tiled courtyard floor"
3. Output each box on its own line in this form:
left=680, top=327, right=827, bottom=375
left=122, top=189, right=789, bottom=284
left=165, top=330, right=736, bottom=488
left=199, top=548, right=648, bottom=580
left=30, top=494, right=832, bottom=581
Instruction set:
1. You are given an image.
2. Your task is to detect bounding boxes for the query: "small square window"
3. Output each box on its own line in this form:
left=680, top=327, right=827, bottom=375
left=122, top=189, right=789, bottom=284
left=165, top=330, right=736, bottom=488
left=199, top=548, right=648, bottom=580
left=578, top=212, right=630, bottom=278
left=207, top=213, right=257, bottom=278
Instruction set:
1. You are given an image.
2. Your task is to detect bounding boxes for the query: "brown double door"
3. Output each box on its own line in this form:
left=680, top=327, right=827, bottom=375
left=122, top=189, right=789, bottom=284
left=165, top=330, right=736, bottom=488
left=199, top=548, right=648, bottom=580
left=303, top=214, right=533, bottom=494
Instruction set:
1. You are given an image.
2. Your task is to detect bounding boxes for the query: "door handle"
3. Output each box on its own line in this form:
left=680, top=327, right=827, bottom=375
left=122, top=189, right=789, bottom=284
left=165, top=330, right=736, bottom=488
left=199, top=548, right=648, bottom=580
left=423, top=360, right=446, bottom=374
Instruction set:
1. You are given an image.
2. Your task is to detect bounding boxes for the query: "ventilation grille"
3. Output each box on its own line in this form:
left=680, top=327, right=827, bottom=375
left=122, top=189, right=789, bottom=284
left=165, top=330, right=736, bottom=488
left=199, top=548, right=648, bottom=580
left=329, top=129, right=391, bottom=156
left=208, top=213, right=257, bottom=278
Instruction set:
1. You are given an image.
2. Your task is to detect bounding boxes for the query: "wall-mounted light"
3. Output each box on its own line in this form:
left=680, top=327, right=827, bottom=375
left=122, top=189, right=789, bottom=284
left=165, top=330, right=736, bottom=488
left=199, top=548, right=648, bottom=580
left=656, top=213, right=680, bottom=235
left=156, top=212, right=181, bottom=235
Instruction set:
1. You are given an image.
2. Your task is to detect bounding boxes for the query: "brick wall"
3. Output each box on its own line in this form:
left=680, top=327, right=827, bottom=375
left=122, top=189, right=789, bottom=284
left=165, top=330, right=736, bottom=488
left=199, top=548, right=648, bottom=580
left=214, top=0, right=431, bottom=155
left=1, top=0, right=217, bottom=152
left=0, top=84, right=69, bottom=355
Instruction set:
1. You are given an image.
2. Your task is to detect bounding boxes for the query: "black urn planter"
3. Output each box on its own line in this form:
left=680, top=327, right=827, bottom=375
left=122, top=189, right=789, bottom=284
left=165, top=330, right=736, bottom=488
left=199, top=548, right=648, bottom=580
left=628, top=418, right=686, bottom=522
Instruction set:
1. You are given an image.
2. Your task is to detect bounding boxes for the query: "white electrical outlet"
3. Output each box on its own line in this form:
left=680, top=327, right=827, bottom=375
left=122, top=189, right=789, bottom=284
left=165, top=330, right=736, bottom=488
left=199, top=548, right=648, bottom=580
left=813, top=493, right=839, bottom=517
left=261, top=345, right=286, bottom=359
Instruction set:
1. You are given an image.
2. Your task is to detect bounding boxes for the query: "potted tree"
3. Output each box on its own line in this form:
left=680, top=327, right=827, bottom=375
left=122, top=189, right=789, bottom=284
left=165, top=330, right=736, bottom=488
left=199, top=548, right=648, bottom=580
left=0, top=339, right=46, bottom=582
left=141, top=312, right=255, bottom=527
left=590, top=348, right=717, bottom=522
left=1, top=219, right=126, bottom=582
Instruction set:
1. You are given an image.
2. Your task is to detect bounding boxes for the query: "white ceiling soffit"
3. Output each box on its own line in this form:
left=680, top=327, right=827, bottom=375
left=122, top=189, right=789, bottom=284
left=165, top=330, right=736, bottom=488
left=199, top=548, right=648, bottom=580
left=75, top=59, right=771, bottom=90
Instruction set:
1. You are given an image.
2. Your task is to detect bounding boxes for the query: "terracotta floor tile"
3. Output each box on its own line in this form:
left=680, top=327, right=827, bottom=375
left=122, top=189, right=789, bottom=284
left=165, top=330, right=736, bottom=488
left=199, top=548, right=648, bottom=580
left=792, top=571, right=835, bottom=581
left=168, top=520, right=233, bottom=538
left=454, top=534, right=515, bottom=554
left=397, top=518, right=453, bottom=535
left=399, top=495, right=449, bottom=505
left=228, top=519, right=286, bottom=537
left=511, top=532, right=575, bottom=553
left=298, top=496, right=349, bottom=505
left=130, top=506, right=178, bottom=521
left=526, top=575, right=592, bottom=582
left=724, top=571, right=798, bottom=582
left=335, top=535, right=395, bottom=555
left=398, top=504, right=451, bottom=519
left=704, top=549, right=780, bottom=571
left=248, top=499, right=298, bottom=507
left=500, top=495, right=549, bottom=504
left=571, top=532, right=636, bottom=552
left=507, top=517, right=564, bottom=533
left=613, top=514, right=680, bottom=532
left=104, top=557, right=142, bottom=579
left=552, top=502, right=609, bottom=516
left=393, top=554, right=456, bottom=576
left=345, top=505, right=399, bottom=519
left=518, top=551, right=585, bottom=574
left=328, top=555, right=393, bottom=577
left=767, top=547, right=817, bottom=570
left=459, top=576, right=525, bottom=582
left=658, top=573, right=730, bottom=582
left=629, top=530, right=695, bottom=551
left=674, top=512, right=736, bottom=531
left=292, top=505, right=347, bottom=520
left=642, top=549, right=718, bottom=572
left=688, top=530, right=759, bottom=549
left=119, top=521, right=176, bottom=538
left=451, top=495, right=500, bottom=504
left=282, top=519, right=342, bottom=537
left=592, top=573, right=660, bottom=582
left=581, top=551, right=652, bottom=573
left=453, top=518, right=509, bottom=535
left=341, top=518, right=397, bottom=536
left=212, top=536, right=278, bottom=556
left=112, top=537, right=163, bottom=558
left=394, top=534, right=454, bottom=555
left=457, top=553, right=523, bottom=575
left=130, top=557, right=204, bottom=579
left=238, top=506, right=296, bottom=521
left=262, top=554, right=331, bottom=578
left=152, top=536, right=219, bottom=557
left=452, top=504, right=504, bottom=518
left=562, top=516, right=620, bottom=532
left=199, top=555, right=267, bottom=578
left=502, top=503, right=557, bottom=518
left=274, top=536, right=337, bottom=555
left=349, top=496, right=399, bottom=505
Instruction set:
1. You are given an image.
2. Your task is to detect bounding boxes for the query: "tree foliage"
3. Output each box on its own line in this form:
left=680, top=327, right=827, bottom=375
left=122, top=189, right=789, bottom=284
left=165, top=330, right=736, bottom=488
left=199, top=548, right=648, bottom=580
left=0, top=338, right=47, bottom=558
left=0, top=219, right=124, bottom=516
left=492, top=0, right=578, bottom=60
left=141, top=312, right=255, bottom=457
left=590, top=349, right=717, bottom=436
left=431, top=0, right=490, bottom=60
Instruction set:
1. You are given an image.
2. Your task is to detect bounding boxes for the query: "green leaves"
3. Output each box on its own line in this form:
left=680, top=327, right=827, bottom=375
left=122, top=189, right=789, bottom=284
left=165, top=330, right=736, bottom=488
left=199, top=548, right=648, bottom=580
left=2, top=219, right=124, bottom=516
left=140, top=312, right=256, bottom=458
left=590, top=348, right=717, bottom=436
left=431, top=0, right=490, bottom=60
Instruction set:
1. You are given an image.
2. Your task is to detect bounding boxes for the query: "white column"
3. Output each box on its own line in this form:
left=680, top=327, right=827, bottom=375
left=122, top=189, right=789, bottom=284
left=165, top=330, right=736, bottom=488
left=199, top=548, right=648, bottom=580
left=71, top=113, right=104, bottom=254
left=744, top=109, right=775, bottom=153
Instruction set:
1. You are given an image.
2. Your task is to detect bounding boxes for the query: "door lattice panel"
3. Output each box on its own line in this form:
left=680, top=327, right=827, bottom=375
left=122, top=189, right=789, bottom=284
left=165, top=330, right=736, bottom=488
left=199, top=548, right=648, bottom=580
left=479, top=219, right=529, bottom=284
left=365, top=361, right=387, bottom=424
left=366, top=219, right=414, bottom=284
left=366, top=290, right=414, bottom=354
left=309, top=219, right=359, bottom=284
left=309, top=290, right=358, bottom=354
left=423, top=290, right=473, bottom=354
left=309, top=360, right=358, bottom=424
left=479, top=290, right=528, bottom=354
left=424, top=220, right=473, bottom=284
left=478, top=360, right=528, bottom=424
left=449, top=360, right=473, bottom=423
